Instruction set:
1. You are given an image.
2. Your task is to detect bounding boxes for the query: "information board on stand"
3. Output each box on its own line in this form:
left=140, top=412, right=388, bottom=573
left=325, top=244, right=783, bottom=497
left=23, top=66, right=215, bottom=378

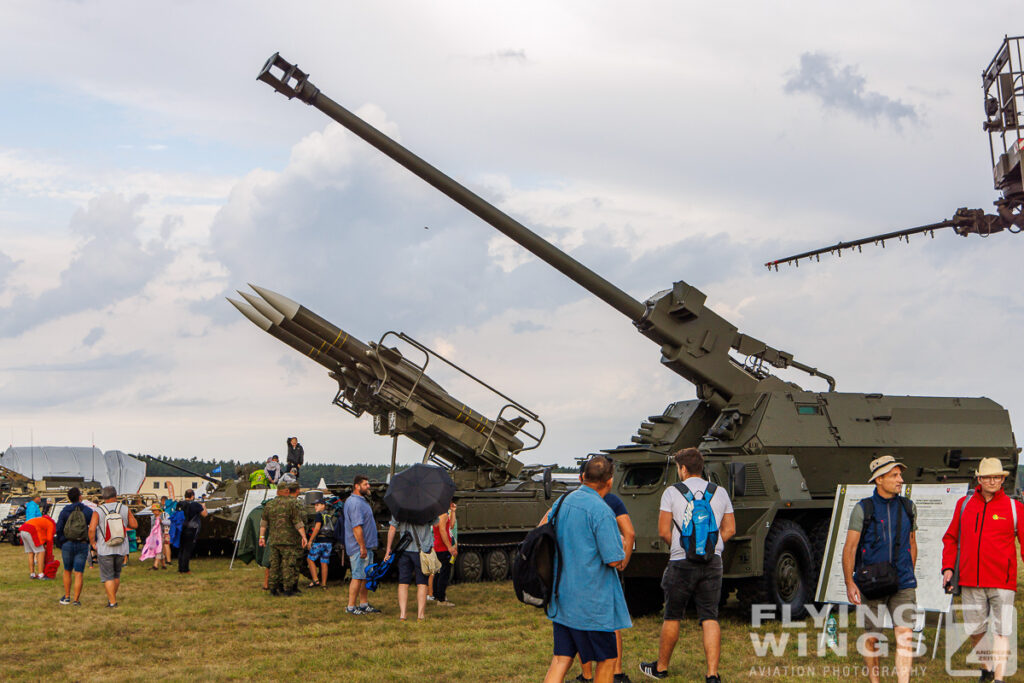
left=232, top=489, right=277, bottom=542
left=815, top=482, right=969, bottom=613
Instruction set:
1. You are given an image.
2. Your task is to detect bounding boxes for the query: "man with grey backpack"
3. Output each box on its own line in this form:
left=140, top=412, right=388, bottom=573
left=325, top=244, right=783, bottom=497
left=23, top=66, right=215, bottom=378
left=87, top=486, right=138, bottom=608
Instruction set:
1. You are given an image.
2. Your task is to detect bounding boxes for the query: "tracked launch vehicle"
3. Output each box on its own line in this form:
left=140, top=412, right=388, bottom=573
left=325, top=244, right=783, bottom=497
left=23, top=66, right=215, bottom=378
left=256, top=53, right=1020, bottom=615
left=230, top=285, right=564, bottom=582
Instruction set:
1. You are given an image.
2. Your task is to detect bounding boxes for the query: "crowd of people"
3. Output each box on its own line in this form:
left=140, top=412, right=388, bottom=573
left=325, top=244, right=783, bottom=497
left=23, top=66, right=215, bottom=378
left=12, top=441, right=1021, bottom=682
left=539, top=450, right=1022, bottom=683
left=249, top=436, right=304, bottom=488
left=17, top=483, right=211, bottom=608
left=256, top=474, right=460, bottom=620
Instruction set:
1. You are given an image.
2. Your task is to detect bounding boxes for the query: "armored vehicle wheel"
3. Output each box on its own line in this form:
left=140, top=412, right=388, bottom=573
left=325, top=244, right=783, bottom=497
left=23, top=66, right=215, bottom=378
left=736, top=519, right=815, bottom=620
left=623, top=577, right=664, bottom=615
left=456, top=549, right=483, bottom=582
left=484, top=548, right=510, bottom=580
left=809, top=517, right=830, bottom=579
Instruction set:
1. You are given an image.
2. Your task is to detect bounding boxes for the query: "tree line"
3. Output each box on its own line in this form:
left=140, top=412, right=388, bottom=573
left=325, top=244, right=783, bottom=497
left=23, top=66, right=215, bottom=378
left=136, top=453, right=577, bottom=487
left=136, top=454, right=401, bottom=487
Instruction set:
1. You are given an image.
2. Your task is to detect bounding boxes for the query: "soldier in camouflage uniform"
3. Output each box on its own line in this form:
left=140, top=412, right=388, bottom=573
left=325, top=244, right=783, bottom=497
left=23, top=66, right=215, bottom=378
left=259, top=482, right=308, bottom=596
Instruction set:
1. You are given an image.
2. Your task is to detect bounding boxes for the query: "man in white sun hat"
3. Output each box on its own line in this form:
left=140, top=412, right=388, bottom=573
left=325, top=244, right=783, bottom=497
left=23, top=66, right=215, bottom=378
left=941, top=457, right=1024, bottom=683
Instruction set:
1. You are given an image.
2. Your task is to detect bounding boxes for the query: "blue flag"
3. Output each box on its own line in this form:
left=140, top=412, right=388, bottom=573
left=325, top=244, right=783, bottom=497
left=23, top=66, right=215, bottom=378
left=211, top=465, right=222, bottom=475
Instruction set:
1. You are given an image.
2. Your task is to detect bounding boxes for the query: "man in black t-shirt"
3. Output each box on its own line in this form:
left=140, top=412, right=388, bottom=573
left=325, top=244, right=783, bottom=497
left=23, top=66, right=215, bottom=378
left=177, top=489, right=207, bottom=574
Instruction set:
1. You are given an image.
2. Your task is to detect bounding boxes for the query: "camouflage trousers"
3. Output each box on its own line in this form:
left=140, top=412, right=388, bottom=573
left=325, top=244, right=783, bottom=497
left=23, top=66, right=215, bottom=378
left=268, top=544, right=304, bottom=589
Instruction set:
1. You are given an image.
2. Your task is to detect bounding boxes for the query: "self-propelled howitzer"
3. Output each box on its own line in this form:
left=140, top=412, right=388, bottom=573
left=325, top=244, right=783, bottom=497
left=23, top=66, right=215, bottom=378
left=256, top=53, right=1019, bottom=615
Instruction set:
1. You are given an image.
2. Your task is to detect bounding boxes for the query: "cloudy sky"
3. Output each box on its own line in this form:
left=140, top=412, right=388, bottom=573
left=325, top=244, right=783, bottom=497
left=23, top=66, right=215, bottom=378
left=1, top=1, right=1020, bottom=470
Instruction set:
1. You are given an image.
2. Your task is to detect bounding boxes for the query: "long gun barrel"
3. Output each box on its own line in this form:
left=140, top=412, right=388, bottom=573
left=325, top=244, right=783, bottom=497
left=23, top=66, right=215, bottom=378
left=229, top=285, right=543, bottom=487
left=257, top=54, right=835, bottom=410
left=137, top=455, right=221, bottom=485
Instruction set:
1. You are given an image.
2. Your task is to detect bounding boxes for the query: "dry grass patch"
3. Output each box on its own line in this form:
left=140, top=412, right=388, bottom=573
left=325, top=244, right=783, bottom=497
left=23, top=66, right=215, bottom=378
left=1, top=545, right=1021, bottom=681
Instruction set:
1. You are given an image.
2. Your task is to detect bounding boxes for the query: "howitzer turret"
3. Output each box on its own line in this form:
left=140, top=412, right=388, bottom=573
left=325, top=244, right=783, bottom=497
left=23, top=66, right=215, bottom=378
left=229, top=285, right=544, bottom=489
left=255, top=53, right=1019, bottom=615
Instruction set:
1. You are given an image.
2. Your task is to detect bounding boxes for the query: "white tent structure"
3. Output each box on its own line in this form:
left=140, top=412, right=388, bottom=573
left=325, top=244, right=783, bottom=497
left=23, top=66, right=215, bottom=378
left=0, top=446, right=146, bottom=494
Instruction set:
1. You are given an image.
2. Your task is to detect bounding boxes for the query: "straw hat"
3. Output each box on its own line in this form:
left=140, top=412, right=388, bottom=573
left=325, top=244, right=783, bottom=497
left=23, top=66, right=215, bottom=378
left=975, top=457, right=1009, bottom=477
left=868, top=454, right=906, bottom=482
left=150, top=503, right=162, bottom=514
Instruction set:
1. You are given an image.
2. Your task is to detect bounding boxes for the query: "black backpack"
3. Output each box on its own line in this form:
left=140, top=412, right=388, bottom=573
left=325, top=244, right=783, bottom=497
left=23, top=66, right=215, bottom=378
left=319, top=511, right=337, bottom=539
left=512, top=494, right=567, bottom=609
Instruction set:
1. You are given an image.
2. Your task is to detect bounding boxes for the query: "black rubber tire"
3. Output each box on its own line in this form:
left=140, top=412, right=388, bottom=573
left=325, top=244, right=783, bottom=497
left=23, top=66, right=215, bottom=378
left=484, top=548, right=510, bottom=581
left=736, top=518, right=816, bottom=620
left=809, top=516, right=831, bottom=580
left=456, top=549, right=483, bottom=582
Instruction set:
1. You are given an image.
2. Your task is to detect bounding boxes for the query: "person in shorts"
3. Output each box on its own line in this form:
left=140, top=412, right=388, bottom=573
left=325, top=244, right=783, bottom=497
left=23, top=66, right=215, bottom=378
left=543, top=455, right=630, bottom=683
left=842, top=455, right=918, bottom=683
left=344, top=475, right=380, bottom=615
left=56, top=487, right=93, bottom=604
left=88, top=486, right=138, bottom=608
left=383, top=514, right=437, bottom=621
left=19, top=514, right=55, bottom=580
left=641, top=448, right=734, bottom=682
left=547, top=461, right=636, bottom=683
left=305, top=499, right=333, bottom=589
left=942, top=457, right=1024, bottom=682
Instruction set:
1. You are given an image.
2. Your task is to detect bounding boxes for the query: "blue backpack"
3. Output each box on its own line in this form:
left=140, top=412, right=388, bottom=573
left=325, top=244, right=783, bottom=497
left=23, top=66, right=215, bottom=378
left=671, top=481, right=719, bottom=564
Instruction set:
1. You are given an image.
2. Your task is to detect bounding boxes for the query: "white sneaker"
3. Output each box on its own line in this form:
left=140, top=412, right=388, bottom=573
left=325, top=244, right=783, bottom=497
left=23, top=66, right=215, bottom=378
left=426, top=595, right=436, bottom=601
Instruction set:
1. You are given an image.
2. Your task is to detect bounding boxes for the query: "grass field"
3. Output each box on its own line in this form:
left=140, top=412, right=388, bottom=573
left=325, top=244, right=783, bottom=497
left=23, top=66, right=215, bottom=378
left=1, top=544, right=1021, bottom=681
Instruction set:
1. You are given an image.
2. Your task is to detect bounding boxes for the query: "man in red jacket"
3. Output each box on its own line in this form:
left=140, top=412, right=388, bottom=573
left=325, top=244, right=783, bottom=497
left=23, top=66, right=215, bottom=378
left=942, top=457, right=1024, bottom=683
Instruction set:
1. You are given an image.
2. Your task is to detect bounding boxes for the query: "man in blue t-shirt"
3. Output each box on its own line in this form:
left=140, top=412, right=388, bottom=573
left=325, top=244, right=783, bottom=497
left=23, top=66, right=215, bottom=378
left=554, top=460, right=636, bottom=683
left=343, top=475, right=380, bottom=615
left=543, top=455, right=631, bottom=683
left=25, top=494, right=42, bottom=521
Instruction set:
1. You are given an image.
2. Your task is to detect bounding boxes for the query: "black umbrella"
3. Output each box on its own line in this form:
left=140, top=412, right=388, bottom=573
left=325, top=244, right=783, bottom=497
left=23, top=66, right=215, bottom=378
left=383, top=463, right=455, bottom=524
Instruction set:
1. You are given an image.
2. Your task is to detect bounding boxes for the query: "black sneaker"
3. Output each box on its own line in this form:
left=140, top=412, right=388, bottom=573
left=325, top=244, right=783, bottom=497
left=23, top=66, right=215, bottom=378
left=706, top=676, right=722, bottom=683
left=360, top=604, right=382, bottom=614
left=979, top=672, right=995, bottom=683
left=105, top=603, right=118, bottom=608
left=614, top=674, right=634, bottom=683
left=567, top=675, right=592, bottom=683
left=639, top=662, right=667, bottom=680
left=59, top=596, right=71, bottom=605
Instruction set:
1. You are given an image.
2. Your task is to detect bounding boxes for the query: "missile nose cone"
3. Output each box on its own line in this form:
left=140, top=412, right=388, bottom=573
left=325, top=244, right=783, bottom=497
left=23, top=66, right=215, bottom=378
left=239, top=291, right=285, bottom=325
left=249, top=284, right=300, bottom=319
left=227, top=297, right=273, bottom=331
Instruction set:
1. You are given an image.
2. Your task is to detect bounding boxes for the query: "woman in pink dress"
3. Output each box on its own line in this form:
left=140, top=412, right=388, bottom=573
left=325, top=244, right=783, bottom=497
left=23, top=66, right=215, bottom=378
left=140, top=503, right=165, bottom=569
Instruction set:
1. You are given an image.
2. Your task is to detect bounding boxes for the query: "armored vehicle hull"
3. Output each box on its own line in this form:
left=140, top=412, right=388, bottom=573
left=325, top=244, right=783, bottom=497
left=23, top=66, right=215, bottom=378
left=610, top=395, right=1017, bottom=613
